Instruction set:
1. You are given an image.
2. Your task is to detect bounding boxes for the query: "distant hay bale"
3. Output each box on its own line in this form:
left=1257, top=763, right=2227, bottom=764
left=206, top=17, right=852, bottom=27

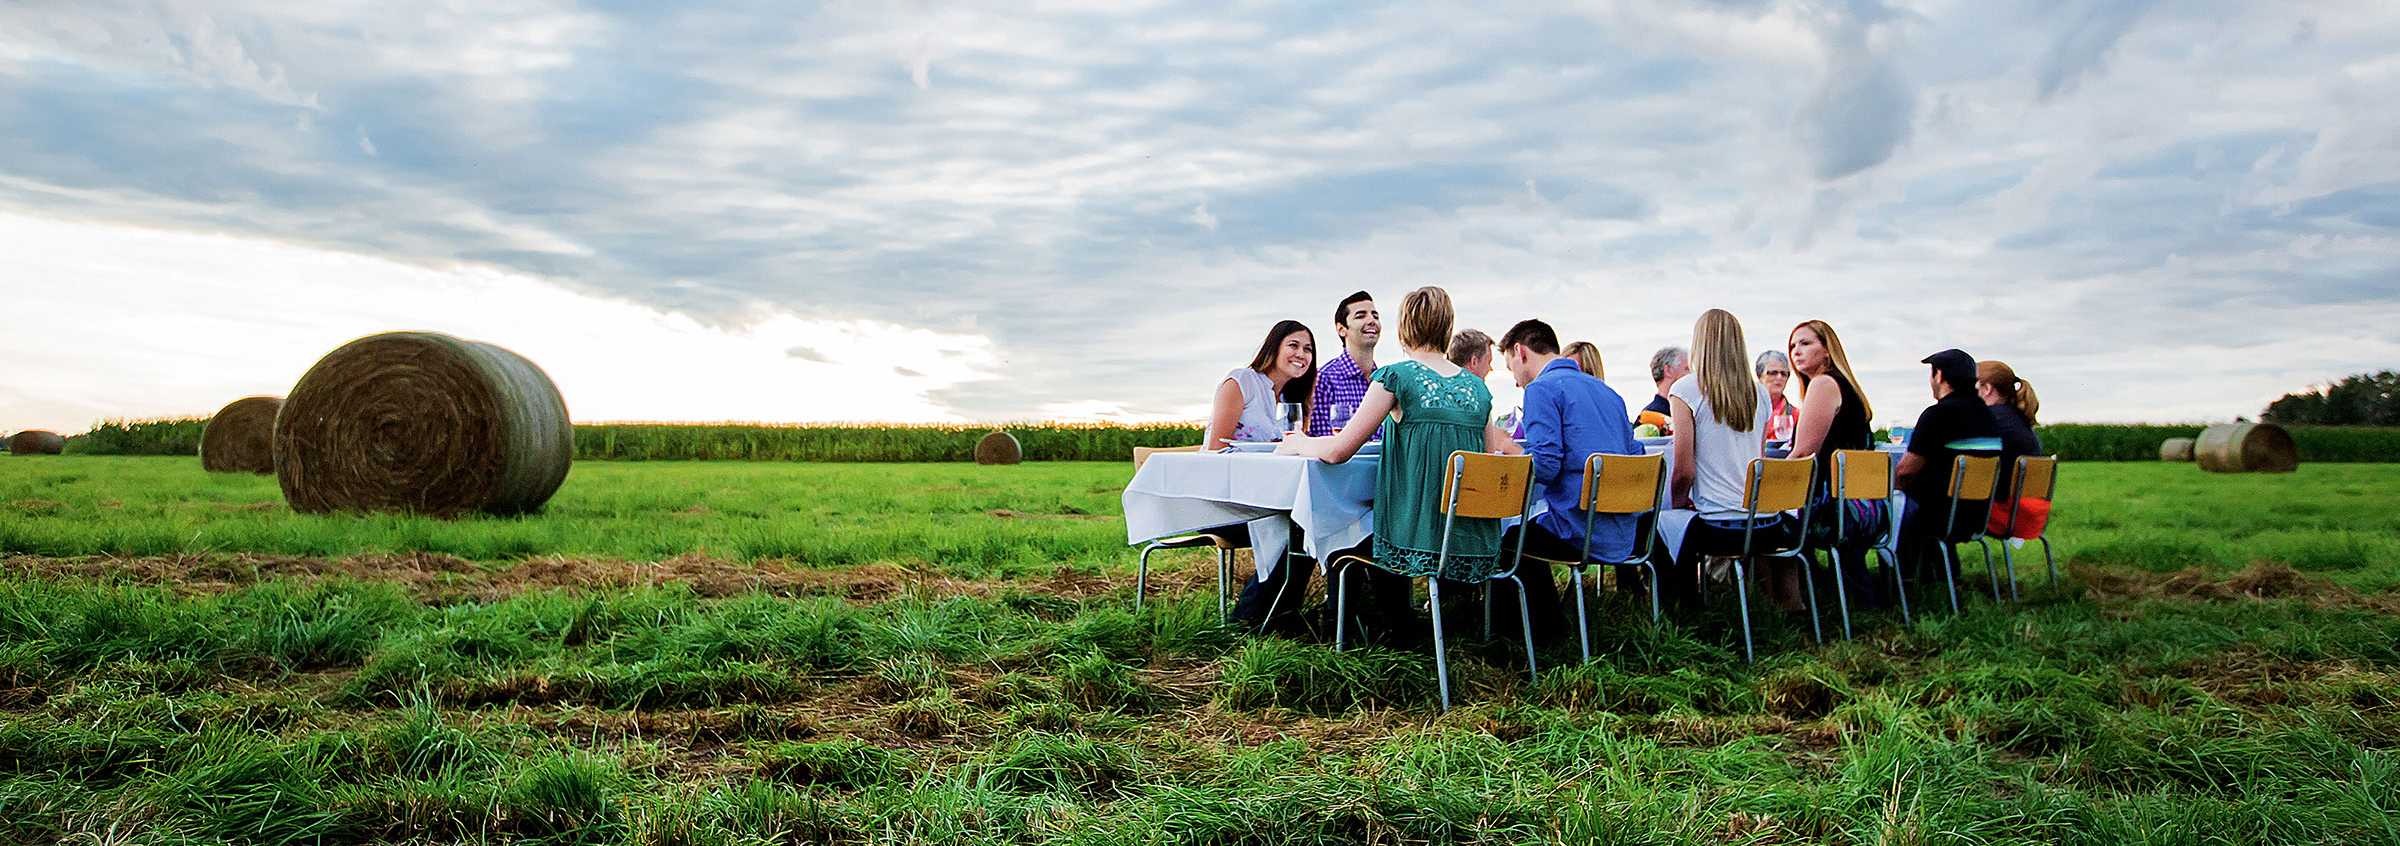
left=6, top=430, right=65, bottom=455
left=2158, top=437, right=2196, bottom=462
left=2195, top=422, right=2299, bottom=474
left=201, top=396, right=283, bottom=474
left=273, top=331, right=572, bottom=516
left=975, top=430, right=1022, bottom=465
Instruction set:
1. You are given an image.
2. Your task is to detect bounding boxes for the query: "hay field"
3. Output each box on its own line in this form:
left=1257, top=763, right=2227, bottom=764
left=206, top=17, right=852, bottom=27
left=2, top=457, right=2397, bottom=844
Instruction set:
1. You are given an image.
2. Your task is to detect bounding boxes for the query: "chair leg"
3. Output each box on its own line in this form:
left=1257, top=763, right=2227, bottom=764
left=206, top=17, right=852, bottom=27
left=1941, top=544, right=1961, bottom=614
left=2001, top=541, right=2020, bottom=602
left=1135, top=543, right=1157, bottom=613
left=1332, top=563, right=1350, bottom=651
left=1732, top=559, right=1755, bottom=664
left=1980, top=540, right=2001, bottom=603
left=2041, top=537, right=2057, bottom=586
left=1880, top=544, right=1911, bottom=625
left=1643, top=560, right=1663, bottom=623
left=1482, top=582, right=1494, bottom=641
left=1216, top=549, right=1230, bottom=622
left=1828, top=548, right=1853, bottom=641
left=1511, top=574, right=1538, bottom=680
left=1570, top=565, right=1592, bottom=663
left=1798, top=554, right=1822, bottom=645
left=1427, top=577, right=1453, bottom=711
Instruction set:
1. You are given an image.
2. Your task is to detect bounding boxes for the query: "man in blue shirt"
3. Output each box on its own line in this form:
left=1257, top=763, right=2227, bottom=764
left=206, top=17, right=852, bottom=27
left=1485, top=319, right=1643, bottom=647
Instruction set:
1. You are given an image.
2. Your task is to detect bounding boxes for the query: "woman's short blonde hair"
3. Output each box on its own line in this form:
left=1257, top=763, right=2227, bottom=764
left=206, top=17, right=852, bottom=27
left=1397, top=286, right=1455, bottom=352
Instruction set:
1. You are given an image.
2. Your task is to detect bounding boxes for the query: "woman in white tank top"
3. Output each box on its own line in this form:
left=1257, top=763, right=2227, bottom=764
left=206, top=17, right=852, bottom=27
left=1206, top=321, right=1318, bottom=449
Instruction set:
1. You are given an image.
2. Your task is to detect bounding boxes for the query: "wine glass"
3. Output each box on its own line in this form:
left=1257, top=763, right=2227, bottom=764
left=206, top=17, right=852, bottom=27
left=1275, top=403, right=1305, bottom=438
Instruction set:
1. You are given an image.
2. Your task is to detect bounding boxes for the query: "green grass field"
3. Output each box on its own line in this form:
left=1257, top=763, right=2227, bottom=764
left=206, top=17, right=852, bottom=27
left=2, top=457, right=2397, bottom=844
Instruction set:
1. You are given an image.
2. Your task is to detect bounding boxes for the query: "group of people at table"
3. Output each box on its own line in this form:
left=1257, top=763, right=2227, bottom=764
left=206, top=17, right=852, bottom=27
left=1196, top=287, right=2046, bottom=650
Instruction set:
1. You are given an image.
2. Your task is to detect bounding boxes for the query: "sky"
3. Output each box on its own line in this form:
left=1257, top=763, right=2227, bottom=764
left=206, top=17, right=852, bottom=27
left=4, top=0, right=2398, bottom=434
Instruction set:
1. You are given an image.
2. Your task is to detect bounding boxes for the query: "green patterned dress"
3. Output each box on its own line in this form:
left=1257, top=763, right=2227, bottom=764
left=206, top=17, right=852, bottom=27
left=1369, top=359, right=1503, bottom=581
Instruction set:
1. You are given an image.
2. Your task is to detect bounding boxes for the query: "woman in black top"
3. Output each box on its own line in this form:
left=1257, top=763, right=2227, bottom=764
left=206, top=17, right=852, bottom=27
left=1786, top=320, right=1881, bottom=610
left=1977, top=359, right=2042, bottom=500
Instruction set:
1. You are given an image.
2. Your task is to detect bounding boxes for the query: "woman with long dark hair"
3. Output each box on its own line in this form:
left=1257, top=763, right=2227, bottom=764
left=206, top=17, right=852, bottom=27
left=1205, top=320, right=1317, bottom=450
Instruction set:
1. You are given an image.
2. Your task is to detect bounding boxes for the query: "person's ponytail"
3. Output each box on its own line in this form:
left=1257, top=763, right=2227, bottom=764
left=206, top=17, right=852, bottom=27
left=2013, top=378, right=2040, bottom=425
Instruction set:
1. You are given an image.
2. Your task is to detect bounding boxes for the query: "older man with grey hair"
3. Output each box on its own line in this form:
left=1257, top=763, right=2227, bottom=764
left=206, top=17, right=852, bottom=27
left=1634, top=346, right=1688, bottom=433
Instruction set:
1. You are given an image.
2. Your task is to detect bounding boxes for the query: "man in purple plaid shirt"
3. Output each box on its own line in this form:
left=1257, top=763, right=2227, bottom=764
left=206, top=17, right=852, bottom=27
left=1307, top=291, right=1380, bottom=437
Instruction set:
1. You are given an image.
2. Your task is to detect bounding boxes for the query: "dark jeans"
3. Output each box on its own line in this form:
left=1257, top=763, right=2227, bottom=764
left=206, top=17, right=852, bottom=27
left=1803, top=501, right=1887, bottom=609
left=1898, top=496, right=1990, bottom=583
left=1483, top=523, right=1579, bottom=647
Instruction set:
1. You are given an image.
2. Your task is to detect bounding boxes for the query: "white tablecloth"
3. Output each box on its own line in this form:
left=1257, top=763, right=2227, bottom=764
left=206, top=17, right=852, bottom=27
left=1122, top=452, right=1380, bottom=581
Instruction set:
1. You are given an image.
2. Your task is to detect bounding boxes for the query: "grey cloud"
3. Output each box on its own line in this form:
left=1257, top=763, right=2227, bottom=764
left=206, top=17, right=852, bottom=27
left=2034, top=0, right=2158, bottom=100
left=785, top=346, right=831, bottom=362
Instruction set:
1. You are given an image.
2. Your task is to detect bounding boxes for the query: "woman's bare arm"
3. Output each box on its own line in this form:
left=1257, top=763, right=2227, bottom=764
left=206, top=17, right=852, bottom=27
left=1205, top=379, right=1244, bottom=450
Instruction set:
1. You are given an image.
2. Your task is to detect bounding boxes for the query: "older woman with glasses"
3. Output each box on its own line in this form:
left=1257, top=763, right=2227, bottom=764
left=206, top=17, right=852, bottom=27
left=1755, top=350, right=1797, bottom=444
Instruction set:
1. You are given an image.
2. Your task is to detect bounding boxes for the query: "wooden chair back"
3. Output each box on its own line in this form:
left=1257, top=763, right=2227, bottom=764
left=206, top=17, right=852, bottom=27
left=1745, top=457, right=1815, bottom=514
left=1582, top=452, right=1665, bottom=515
left=2014, top=455, right=2059, bottom=502
left=1833, top=450, right=1893, bottom=501
left=1439, top=451, right=1536, bottom=519
left=1949, top=454, right=2000, bottom=501
left=1133, top=445, right=1201, bottom=471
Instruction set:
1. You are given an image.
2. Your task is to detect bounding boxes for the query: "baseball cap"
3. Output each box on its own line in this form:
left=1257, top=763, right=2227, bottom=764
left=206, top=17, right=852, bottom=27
left=1922, top=348, right=1977, bottom=391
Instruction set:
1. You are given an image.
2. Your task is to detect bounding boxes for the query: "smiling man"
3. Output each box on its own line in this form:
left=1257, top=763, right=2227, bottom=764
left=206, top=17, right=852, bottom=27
left=1306, top=290, right=1380, bottom=437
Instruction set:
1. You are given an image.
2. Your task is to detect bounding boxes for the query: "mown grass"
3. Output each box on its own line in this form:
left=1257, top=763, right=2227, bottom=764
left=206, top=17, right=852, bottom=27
left=1, top=457, right=2397, bottom=843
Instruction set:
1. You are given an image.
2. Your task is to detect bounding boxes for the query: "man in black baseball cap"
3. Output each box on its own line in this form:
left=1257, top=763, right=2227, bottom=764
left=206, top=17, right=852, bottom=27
left=1893, top=347, right=2002, bottom=583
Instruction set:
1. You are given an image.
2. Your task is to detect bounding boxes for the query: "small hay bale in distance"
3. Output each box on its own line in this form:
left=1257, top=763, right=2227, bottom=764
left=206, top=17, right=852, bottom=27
left=2194, top=422, right=2299, bottom=474
left=975, top=430, right=1022, bottom=465
left=201, top=396, right=283, bottom=474
left=6, top=430, right=65, bottom=455
left=273, top=331, right=572, bottom=517
left=2158, top=437, right=2196, bottom=462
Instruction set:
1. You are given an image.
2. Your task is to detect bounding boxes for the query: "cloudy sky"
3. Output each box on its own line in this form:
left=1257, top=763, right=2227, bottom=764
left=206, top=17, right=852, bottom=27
left=4, top=0, right=2396, bottom=433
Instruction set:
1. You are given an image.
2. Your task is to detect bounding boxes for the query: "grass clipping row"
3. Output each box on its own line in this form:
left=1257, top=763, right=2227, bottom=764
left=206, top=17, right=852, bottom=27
left=201, top=396, right=282, bottom=473
left=274, top=331, right=572, bottom=517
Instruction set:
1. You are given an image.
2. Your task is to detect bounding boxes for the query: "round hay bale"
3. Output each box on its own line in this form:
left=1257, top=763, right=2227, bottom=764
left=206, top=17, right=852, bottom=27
left=2194, top=422, right=2298, bottom=474
left=273, top=331, right=572, bottom=516
left=201, top=396, right=283, bottom=474
left=2158, top=437, right=2196, bottom=462
left=975, top=430, right=1022, bottom=465
left=6, top=430, right=65, bottom=455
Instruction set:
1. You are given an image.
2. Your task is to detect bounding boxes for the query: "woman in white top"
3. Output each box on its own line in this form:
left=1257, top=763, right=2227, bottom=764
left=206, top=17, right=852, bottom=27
left=1206, top=320, right=1317, bottom=450
left=1657, top=308, right=1779, bottom=610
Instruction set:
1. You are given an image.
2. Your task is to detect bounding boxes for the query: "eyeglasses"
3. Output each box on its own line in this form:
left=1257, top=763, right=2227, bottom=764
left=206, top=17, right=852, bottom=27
left=1762, top=370, right=1790, bottom=378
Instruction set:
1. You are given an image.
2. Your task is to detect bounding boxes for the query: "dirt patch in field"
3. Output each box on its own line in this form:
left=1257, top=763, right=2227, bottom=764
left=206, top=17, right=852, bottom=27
left=2075, top=561, right=2400, bottom=615
left=0, top=551, right=1238, bottom=607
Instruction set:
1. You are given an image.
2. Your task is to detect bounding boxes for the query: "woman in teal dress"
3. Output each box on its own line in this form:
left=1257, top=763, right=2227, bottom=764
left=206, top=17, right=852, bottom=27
left=1288, top=286, right=1520, bottom=646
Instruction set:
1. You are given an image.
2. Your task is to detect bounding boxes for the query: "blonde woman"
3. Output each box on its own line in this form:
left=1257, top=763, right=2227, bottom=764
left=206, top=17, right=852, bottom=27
left=1287, top=286, right=1520, bottom=646
left=1787, top=319, right=1882, bottom=609
left=1563, top=341, right=1604, bottom=378
left=1654, top=309, right=1776, bottom=610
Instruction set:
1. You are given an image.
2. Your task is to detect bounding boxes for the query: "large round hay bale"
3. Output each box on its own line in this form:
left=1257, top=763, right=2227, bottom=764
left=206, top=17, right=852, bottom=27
left=273, top=331, right=572, bottom=516
left=201, top=396, right=283, bottom=474
left=6, top=430, right=65, bottom=455
left=2194, top=422, right=2298, bottom=474
left=2158, top=437, right=2196, bottom=462
left=975, top=430, right=1022, bottom=465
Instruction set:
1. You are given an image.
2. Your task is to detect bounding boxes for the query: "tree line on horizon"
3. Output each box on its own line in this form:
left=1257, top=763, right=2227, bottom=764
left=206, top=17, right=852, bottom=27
left=2264, top=370, right=2400, bottom=426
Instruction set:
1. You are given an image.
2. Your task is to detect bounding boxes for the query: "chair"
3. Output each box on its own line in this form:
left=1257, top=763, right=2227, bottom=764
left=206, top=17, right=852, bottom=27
left=1511, top=452, right=1666, bottom=663
left=1131, top=446, right=1239, bottom=620
left=1929, top=454, right=2003, bottom=614
left=1995, top=455, right=2060, bottom=599
left=1719, top=457, right=1819, bottom=663
left=1328, top=450, right=1536, bottom=711
left=1821, top=449, right=1907, bottom=639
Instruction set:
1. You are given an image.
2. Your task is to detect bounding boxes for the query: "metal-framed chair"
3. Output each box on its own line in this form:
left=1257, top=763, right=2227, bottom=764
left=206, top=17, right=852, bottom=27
left=1720, top=457, right=1818, bottom=662
left=1819, top=449, right=1907, bottom=639
left=1512, top=452, right=1666, bottom=663
left=1995, top=455, right=2060, bottom=599
left=1131, top=446, right=1239, bottom=620
left=1329, top=450, right=1536, bottom=711
left=1930, top=454, right=2003, bottom=614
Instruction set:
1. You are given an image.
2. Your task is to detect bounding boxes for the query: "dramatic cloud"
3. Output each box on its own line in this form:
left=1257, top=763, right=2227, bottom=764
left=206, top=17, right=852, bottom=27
left=3, top=0, right=2397, bottom=431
